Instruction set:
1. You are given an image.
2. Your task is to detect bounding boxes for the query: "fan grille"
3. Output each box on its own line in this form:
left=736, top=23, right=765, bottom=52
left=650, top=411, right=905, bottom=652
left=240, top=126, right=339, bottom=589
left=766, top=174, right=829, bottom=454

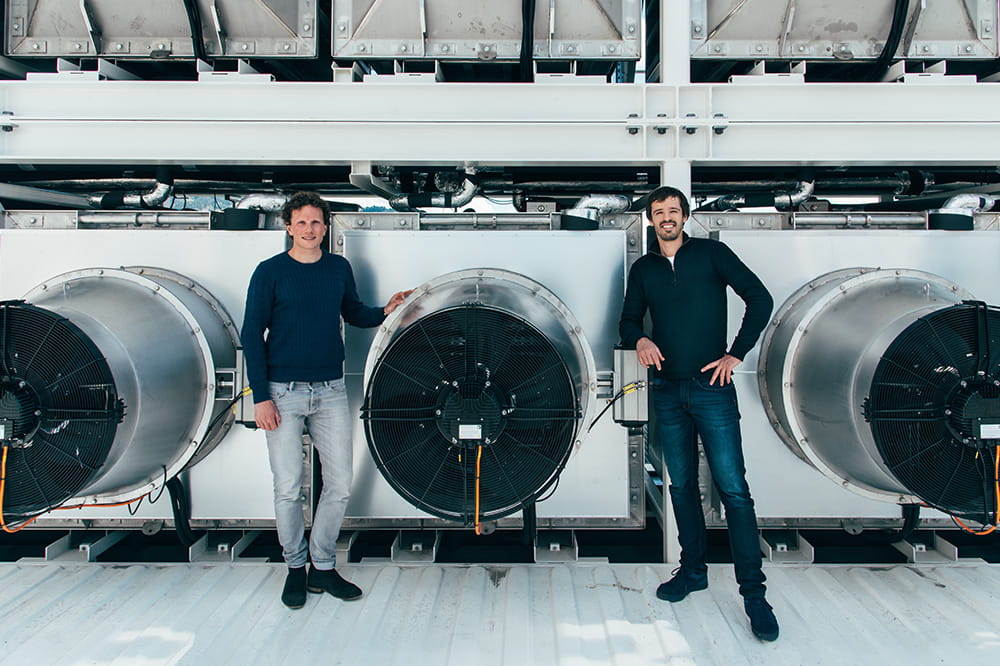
left=0, top=301, right=121, bottom=524
left=363, top=304, right=579, bottom=522
left=866, top=302, right=1000, bottom=520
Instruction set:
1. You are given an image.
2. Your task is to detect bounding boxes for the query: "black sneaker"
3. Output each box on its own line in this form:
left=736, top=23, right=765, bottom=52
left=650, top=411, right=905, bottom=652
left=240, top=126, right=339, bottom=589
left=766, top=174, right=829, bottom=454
left=656, top=567, right=709, bottom=602
left=307, top=567, right=363, bottom=600
left=281, top=566, right=307, bottom=609
left=745, top=597, right=779, bottom=641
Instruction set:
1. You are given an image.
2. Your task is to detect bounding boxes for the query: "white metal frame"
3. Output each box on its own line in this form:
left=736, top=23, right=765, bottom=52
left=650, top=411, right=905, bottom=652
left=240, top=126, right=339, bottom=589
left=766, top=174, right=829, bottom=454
left=2, top=3, right=998, bottom=561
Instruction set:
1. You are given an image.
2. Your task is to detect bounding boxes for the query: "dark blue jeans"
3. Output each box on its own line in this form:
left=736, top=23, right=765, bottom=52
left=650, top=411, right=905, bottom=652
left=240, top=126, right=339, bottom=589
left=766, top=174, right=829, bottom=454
left=652, top=376, right=766, bottom=599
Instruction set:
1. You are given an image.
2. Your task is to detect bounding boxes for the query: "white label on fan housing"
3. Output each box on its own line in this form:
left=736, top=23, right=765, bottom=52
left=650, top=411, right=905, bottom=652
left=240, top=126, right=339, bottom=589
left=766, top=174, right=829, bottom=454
left=459, top=424, right=482, bottom=440
left=979, top=423, right=1000, bottom=439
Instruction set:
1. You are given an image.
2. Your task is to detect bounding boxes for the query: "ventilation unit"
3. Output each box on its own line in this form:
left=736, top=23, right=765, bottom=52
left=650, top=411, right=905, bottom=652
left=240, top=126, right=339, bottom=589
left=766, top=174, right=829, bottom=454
left=0, top=266, right=238, bottom=526
left=361, top=268, right=596, bottom=523
left=759, top=268, right=1000, bottom=522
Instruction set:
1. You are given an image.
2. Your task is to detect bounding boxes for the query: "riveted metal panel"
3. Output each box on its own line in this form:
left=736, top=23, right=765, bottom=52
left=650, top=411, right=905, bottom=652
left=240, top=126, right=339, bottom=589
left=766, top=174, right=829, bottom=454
left=332, top=0, right=641, bottom=61
left=5, top=0, right=317, bottom=59
left=692, top=0, right=998, bottom=60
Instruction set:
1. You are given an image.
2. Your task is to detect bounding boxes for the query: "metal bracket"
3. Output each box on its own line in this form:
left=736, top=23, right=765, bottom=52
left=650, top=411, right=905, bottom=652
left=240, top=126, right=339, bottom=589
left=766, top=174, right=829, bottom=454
left=534, top=530, right=578, bottom=562
left=214, top=368, right=238, bottom=402
left=349, top=161, right=403, bottom=199
left=891, top=533, right=959, bottom=563
left=188, top=530, right=265, bottom=562
left=25, top=58, right=138, bottom=81
left=336, top=530, right=359, bottom=564
left=759, top=529, right=815, bottom=563
left=43, top=530, right=128, bottom=562
left=390, top=530, right=441, bottom=562
left=197, top=59, right=274, bottom=83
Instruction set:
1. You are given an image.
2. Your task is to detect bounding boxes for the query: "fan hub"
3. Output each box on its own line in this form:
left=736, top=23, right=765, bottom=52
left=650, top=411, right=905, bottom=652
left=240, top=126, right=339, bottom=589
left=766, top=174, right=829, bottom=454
left=0, top=377, right=41, bottom=446
left=946, top=379, right=1000, bottom=448
left=436, top=379, right=506, bottom=448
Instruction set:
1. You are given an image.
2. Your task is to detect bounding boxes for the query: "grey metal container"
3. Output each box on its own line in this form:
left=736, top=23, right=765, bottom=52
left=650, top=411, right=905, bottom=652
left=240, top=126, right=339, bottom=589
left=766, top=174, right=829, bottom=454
left=331, top=0, right=641, bottom=62
left=692, top=0, right=998, bottom=60
left=5, top=0, right=318, bottom=59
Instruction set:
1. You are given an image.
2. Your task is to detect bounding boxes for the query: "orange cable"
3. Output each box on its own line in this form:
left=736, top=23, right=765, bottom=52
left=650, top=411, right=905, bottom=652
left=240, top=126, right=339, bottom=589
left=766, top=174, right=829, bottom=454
left=474, top=444, right=483, bottom=535
left=952, top=444, right=1000, bottom=535
left=1, top=444, right=145, bottom=533
left=0, top=445, right=39, bottom=533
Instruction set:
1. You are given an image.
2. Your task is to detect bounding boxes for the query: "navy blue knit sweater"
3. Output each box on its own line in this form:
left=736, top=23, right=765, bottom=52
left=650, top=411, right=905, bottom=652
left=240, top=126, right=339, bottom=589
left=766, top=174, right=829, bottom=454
left=619, top=234, right=773, bottom=380
left=241, top=250, right=385, bottom=403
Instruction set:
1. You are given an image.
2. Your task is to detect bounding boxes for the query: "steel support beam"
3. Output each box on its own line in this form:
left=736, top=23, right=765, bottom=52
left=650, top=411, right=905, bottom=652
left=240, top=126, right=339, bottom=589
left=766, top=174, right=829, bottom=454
left=0, top=80, right=998, bottom=165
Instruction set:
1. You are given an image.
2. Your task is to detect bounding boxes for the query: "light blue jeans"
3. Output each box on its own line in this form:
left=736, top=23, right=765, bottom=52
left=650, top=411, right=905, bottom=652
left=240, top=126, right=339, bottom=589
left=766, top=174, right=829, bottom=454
left=266, top=379, right=352, bottom=570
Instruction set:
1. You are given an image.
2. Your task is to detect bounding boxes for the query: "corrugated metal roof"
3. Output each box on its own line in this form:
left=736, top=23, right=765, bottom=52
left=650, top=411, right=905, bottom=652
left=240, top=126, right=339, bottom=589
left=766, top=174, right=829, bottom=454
left=1, top=561, right=998, bottom=665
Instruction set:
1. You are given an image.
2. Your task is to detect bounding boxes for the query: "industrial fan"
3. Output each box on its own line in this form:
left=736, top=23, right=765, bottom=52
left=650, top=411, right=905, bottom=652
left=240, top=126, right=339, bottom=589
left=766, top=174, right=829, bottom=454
left=362, top=302, right=581, bottom=524
left=865, top=301, right=1000, bottom=522
left=0, top=301, right=123, bottom=525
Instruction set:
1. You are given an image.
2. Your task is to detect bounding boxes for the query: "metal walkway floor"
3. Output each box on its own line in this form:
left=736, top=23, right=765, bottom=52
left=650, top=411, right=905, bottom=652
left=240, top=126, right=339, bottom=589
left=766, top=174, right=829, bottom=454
left=1, top=561, right=997, bottom=665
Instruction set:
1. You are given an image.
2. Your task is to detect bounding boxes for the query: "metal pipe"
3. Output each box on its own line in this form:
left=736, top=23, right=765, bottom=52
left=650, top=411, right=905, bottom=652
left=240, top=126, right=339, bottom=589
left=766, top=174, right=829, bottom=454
left=0, top=182, right=93, bottom=208
left=235, top=193, right=288, bottom=211
left=943, top=193, right=996, bottom=213
left=563, top=194, right=632, bottom=222
left=417, top=213, right=553, bottom=228
left=125, top=179, right=174, bottom=208
left=791, top=213, right=926, bottom=229
left=87, top=169, right=175, bottom=209
left=698, top=181, right=814, bottom=212
left=693, top=177, right=911, bottom=194
left=864, top=192, right=998, bottom=212
left=389, top=177, right=478, bottom=211
left=774, top=181, right=815, bottom=210
left=78, top=212, right=211, bottom=227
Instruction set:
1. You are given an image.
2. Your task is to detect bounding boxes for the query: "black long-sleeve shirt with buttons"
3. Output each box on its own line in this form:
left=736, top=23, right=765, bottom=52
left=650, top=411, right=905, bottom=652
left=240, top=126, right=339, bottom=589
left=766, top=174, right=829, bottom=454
left=619, top=234, right=773, bottom=380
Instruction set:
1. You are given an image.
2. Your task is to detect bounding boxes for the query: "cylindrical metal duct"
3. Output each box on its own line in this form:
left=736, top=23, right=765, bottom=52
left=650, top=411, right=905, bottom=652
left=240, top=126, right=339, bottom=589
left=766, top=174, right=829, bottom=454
left=0, top=266, right=238, bottom=524
left=360, top=268, right=597, bottom=523
left=759, top=268, right=1000, bottom=518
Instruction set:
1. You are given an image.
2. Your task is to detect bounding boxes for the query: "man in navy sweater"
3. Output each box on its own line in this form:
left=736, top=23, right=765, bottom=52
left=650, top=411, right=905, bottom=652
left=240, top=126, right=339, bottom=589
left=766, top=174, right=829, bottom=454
left=619, top=186, right=779, bottom=641
left=242, top=191, right=411, bottom=609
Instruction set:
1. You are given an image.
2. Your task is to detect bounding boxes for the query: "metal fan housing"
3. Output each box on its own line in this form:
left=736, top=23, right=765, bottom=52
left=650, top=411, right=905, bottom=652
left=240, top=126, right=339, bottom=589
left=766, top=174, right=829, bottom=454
left=361, top=268, right=597, bottom=523
left=0, top=266, right=238, bottom=522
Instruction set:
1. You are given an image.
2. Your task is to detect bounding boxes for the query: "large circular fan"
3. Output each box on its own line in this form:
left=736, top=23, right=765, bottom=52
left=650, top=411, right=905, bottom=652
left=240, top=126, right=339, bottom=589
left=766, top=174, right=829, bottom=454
left=362, top=304, right=579, bottom=523
left=0, top=301, right=122, bottom=525
left=867, top=302, right=1000, bottom=521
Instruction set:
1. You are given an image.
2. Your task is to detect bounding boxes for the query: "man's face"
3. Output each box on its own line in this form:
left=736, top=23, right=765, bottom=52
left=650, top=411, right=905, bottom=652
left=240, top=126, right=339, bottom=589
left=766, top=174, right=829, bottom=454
left=286, top=205, right=327, bottom=251
left=649, top=196, right=687, bottom=243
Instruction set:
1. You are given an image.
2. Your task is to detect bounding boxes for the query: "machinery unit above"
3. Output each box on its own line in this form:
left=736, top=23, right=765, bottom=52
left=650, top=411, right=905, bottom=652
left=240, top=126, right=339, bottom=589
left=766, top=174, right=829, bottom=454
left=692, top=0, right=998, bottom=61
left=331, top=0, right=641, bottom=63
left=4, top=0, right=318, bottom=59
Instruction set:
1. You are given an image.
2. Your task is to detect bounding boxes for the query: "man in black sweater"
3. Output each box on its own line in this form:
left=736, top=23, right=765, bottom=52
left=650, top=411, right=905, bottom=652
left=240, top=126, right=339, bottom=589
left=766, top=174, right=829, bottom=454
left=619, top=186, right=779, bottom=641
left=242, top=192, right=411, bottom=609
